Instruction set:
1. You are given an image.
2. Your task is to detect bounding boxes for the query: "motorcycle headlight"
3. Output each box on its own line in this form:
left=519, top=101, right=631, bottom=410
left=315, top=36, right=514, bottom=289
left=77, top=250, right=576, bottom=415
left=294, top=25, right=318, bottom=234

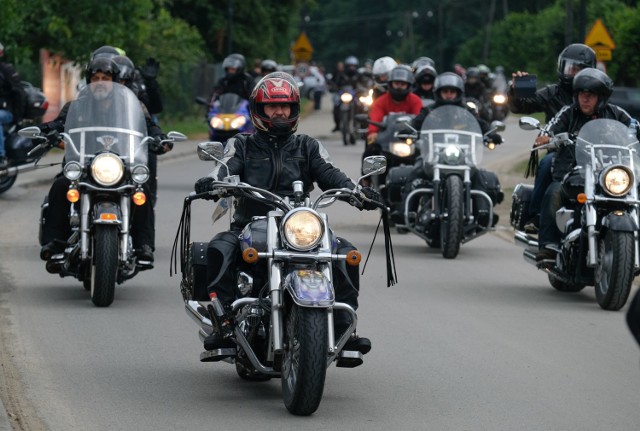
left=282, top=209, right=325, bottom=251
left=601, top=165, right=633, bottom=197
left=441, top=145, right=464, bottom=165
left=493, top=94, right=507, bottom=104
left=63, top=161, right=82, bottom=181
left=230, top=115, right=246, bottom=129
left=390, top=141, right=415, bottom=158
left=210, top=116, right=224, bottom=129
left=91, top=153, right=124, bottom=186
left=340, top=93, right=353, bottom=103
left=131, top=164, right=150, bottom=184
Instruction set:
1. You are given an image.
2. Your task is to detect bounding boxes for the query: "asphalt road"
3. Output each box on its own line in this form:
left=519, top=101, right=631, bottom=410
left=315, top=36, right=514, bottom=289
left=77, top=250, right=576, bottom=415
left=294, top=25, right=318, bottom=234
left=1, top=100, right=639, bottom=430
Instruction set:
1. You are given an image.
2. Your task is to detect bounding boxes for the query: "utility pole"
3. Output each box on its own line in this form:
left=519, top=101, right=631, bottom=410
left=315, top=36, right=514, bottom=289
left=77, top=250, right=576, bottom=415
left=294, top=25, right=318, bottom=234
left=227, top=0, right=233, bottom=55
left=565, top=0, right=573, bottom=45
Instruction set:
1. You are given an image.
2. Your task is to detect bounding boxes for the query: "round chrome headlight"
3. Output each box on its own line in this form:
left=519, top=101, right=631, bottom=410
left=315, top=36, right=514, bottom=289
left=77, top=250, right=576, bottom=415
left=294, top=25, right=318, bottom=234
left=91, top=153, right=124, bottom=186
left=601, top=165, right=633, bottom=197
left=441, top=144, right=464, bottom=165
left=282, top=209, right=325, bottom=251
left=340, top=92, right=353, bottom=103
left=390, top=141, right=415, bottom=158
left=63, top=161, right=82, bottom=181
left=131, top=164, right=150, bottom=184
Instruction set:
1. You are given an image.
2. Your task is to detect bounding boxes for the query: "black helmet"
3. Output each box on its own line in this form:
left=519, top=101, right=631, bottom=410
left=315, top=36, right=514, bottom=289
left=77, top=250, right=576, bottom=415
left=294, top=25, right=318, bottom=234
left=387, top=66, right=414, bottom=101
left=415, top=65, right=437, bottom=86
left=557, top=43, right=596, bottom=85
left=572, top=67, right=613, bottom=112
left=411, top=56, right=435, bottom=72
left=260, top=59, right=278, bottom=75
left=222, top=53, right=246, bottom=78
left=434, top=72, right=464, bottom=105
left=91, top=45, right=123, bottom=60
left=85, top=57, right=119, bottom=84
left=112, top=55, right=135, bottom=87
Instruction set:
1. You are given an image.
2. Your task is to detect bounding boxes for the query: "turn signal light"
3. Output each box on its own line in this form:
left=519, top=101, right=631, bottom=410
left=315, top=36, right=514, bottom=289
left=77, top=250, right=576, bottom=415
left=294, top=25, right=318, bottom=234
left=346, top=250, right=362, bottom=266
left=132, top=191, right=147, bottom=206
left=242, top=247, right=259, bottom=264
left=66, top=188, right=80, bottom=203
left=577, top=193, right=587, bottom=204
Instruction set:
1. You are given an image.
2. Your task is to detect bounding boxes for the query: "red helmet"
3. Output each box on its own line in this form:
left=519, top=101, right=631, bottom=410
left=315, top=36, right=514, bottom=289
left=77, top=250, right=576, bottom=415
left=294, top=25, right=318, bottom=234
left=249, top=72, right=300, bottom=136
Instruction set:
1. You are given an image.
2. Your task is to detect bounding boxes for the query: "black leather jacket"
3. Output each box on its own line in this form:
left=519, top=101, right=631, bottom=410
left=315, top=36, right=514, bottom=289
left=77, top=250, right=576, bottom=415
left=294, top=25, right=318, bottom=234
left=508, top=81, right=573, bottom=123
left=542, top=103, right=636, bottom=181
left=212, top=131, right=355, bottom=228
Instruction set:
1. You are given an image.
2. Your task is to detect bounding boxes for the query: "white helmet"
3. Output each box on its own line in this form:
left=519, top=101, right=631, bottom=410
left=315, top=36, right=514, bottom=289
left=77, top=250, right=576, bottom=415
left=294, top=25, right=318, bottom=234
left=372, top=56, right=398, bottom=92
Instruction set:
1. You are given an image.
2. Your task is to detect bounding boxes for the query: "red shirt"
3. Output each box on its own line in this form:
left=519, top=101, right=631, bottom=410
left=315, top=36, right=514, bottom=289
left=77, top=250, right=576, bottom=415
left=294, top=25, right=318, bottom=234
left=368, top=92, right=423, bottom=134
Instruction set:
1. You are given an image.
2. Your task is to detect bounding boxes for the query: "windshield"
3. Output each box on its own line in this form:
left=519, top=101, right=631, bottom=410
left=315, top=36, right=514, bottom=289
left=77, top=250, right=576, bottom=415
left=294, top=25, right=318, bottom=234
left=575, top=119, right=640, bottom=176
left=64, top=82, right=148, bottom=166
left=419, top=105, right=484, bottom=167
left=213, top=93, right=247, bottom=113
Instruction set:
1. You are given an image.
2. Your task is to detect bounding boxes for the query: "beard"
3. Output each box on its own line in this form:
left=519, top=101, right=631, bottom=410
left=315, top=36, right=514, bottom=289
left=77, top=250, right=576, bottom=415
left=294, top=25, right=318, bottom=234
left=92, top=85, right=111, bottom=101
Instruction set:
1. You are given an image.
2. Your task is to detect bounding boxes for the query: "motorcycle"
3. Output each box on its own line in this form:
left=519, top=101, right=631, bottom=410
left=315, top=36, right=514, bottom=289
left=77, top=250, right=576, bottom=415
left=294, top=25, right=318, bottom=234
left=488, top=70, right=509, bottom=122
left=195, top=93, right=254, bottom=142
left=386, top=105, right=504, bottom=259
left=171, top=144, right=394, bottom=415
left=512, top=117, right=639, bottom=310
left=337, top=85, right=369, bottom=146
left=0, top=81, right=51, bottom=194
left=24, top=82, right=186, bottom=307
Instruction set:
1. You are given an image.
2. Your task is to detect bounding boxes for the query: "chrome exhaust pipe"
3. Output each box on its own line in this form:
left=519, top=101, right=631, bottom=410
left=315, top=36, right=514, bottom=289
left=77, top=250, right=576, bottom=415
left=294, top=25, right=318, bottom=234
left=523, top=248, right=538, bottom=265
left=514, top=230, right=538, bottom=248
left=185, top=300, right=213, bottom=331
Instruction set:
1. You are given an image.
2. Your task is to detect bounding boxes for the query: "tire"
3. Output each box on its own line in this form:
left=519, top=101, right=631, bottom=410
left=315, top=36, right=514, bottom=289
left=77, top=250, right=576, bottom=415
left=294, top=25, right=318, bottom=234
left=440, top=175, right=464, bottom=259
left=548, top=274, right=585, bottom=292
left=340, top=110, right=351, bottom=146
left=90, top=225, right=119, bottom=307
left=595, top=230, right=634, bottom=310
left=0, top=174, right=17, bottom=194
left=281, top=305, right=327, bottom=416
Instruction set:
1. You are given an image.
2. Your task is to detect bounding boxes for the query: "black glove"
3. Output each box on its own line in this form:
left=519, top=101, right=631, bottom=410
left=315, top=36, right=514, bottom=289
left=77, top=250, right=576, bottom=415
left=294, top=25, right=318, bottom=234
left=195, top=177, right=216, bottom=194
left=486, top=132, right=503, bottom=145
left=139, top=57, right=160, bottom=80
left=149, top=135, right=172, bottom=154
left=360, top=186, right=382, bottom=211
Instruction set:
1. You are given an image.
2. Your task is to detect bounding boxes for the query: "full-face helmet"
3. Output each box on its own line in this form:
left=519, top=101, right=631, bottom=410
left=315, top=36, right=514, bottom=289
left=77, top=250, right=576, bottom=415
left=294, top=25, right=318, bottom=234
left=249, top=72, right=301, bottom=136
left=558, top=44, right=596, bottom=86
left=387, top=66, right=414, bottom=101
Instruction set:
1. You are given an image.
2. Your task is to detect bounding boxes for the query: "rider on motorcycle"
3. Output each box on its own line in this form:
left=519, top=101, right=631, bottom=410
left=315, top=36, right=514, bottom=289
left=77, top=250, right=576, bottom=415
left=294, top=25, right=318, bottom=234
left=371, top=56, right=398, bottom=100
left=193, top=71, right=381, bottom=354
left=330, top=56, right=370, bottom=132
left=534, top=68, right=639, bottom=262
left=38, top=57, right=167, bottom=263
left=210, top=53, right=254, bottom=102
left=0, top=42, right=26, bottom=169
left=509, top=43, right=596, bottom=232
left=365, top=66, right=422, bottom=151
left=413, top=64, right=437, bottom=101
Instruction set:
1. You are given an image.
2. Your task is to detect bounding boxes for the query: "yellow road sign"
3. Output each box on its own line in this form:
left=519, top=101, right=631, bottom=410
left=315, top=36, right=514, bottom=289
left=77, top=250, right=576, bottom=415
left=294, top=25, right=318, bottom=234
left=291, top=32, right=313, bottom=62
left=595, top=49, right=612, bottom=62
left=585, top=19, right=615, bottom=50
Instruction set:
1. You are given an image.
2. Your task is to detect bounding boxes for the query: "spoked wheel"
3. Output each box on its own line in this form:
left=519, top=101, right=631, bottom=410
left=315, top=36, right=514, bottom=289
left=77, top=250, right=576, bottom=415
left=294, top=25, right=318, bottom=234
left=595, top=230, right=634, bottom=310
left=440, top=175, right=464, bottom=259
left=0, top=174, right=17, bottom=194
left=90, top=225, right=119, bottom=307
left=281, top=304, right=327, bottom=416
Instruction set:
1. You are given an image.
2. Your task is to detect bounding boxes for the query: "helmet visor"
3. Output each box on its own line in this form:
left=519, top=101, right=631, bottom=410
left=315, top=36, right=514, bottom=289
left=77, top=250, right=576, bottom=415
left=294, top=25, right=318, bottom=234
left=562, top=59, right=589, bottom=77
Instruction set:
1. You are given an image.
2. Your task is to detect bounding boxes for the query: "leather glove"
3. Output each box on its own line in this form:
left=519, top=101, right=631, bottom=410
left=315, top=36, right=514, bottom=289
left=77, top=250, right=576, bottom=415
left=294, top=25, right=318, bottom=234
left=195, top=177, right=216, bottom=194
left=149, top=135, right=172, bottom=154
left=486, top=132, right=502, bottom=145
left=360, top=186, right=382, bottom=211
left=139, top=57, right=160, bottom=80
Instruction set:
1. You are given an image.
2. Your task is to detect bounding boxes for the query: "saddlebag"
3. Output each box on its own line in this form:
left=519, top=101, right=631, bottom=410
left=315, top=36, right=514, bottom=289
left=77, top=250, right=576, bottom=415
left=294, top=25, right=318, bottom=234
left=510, top=183, right=533, bottom=230
left=188, top=242, right=209, bottom=301
left=473, top=169, right=504, bottom=205
left=386, top=165, right=416, bottom=205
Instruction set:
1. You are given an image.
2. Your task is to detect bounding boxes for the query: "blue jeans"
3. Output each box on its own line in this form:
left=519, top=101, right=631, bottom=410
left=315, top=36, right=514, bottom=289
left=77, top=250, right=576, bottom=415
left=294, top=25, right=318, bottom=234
left=539, top=180, right=565, bottom=248
left=0, top=109, right=14, bottom=157
left=528, top=152, right=554, bottom=222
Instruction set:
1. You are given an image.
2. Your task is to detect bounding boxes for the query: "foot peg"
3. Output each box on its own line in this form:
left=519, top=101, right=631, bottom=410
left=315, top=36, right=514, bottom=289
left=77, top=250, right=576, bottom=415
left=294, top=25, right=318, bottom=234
left=200, top=348, right=236, bottom=362
left=336, top=350, right=363, bottom=368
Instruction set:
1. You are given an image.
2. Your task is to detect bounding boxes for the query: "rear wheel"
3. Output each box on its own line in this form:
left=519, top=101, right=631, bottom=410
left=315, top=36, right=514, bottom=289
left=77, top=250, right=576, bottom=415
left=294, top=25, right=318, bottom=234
left=0, top=174, right=17, bottom=194
left=595, top=230, right=634, bottom=310
left=441, top=175, right=464, bottom=259
left=281, top=304, right=327, bottom=416
left=91, top=225, right=119, bottom=307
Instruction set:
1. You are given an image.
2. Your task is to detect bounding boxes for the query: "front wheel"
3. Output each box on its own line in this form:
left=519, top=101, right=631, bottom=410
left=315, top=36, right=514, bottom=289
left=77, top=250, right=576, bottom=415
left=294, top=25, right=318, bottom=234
left=91, top=225, right=119, bottom=307
left=441, top=175, right=464, bottom=259
left=340, top=110, right=351, bottom=146
left=281, top=305, right=327, bottom=416
left=595, top=230, right=634, bottom=310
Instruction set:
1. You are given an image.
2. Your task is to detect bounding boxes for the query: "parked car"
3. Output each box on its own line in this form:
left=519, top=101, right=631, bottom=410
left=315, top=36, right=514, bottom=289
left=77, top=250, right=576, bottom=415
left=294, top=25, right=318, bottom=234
left=610, top=87, right=640, bottom=119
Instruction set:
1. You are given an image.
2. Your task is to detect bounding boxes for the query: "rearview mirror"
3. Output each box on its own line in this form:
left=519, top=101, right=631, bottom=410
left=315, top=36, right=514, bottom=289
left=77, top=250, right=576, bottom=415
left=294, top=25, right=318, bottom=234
left=362, top=155, right=387, bottom=176
left=490, top=121, right=506, bottom=132
left=18, top=126, right=42, bottom=138
left=519, top=117, right=540, bottom=131
left=197, top=141, right=225, bottom=161
left=167, top=131, right=187, bottom=142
